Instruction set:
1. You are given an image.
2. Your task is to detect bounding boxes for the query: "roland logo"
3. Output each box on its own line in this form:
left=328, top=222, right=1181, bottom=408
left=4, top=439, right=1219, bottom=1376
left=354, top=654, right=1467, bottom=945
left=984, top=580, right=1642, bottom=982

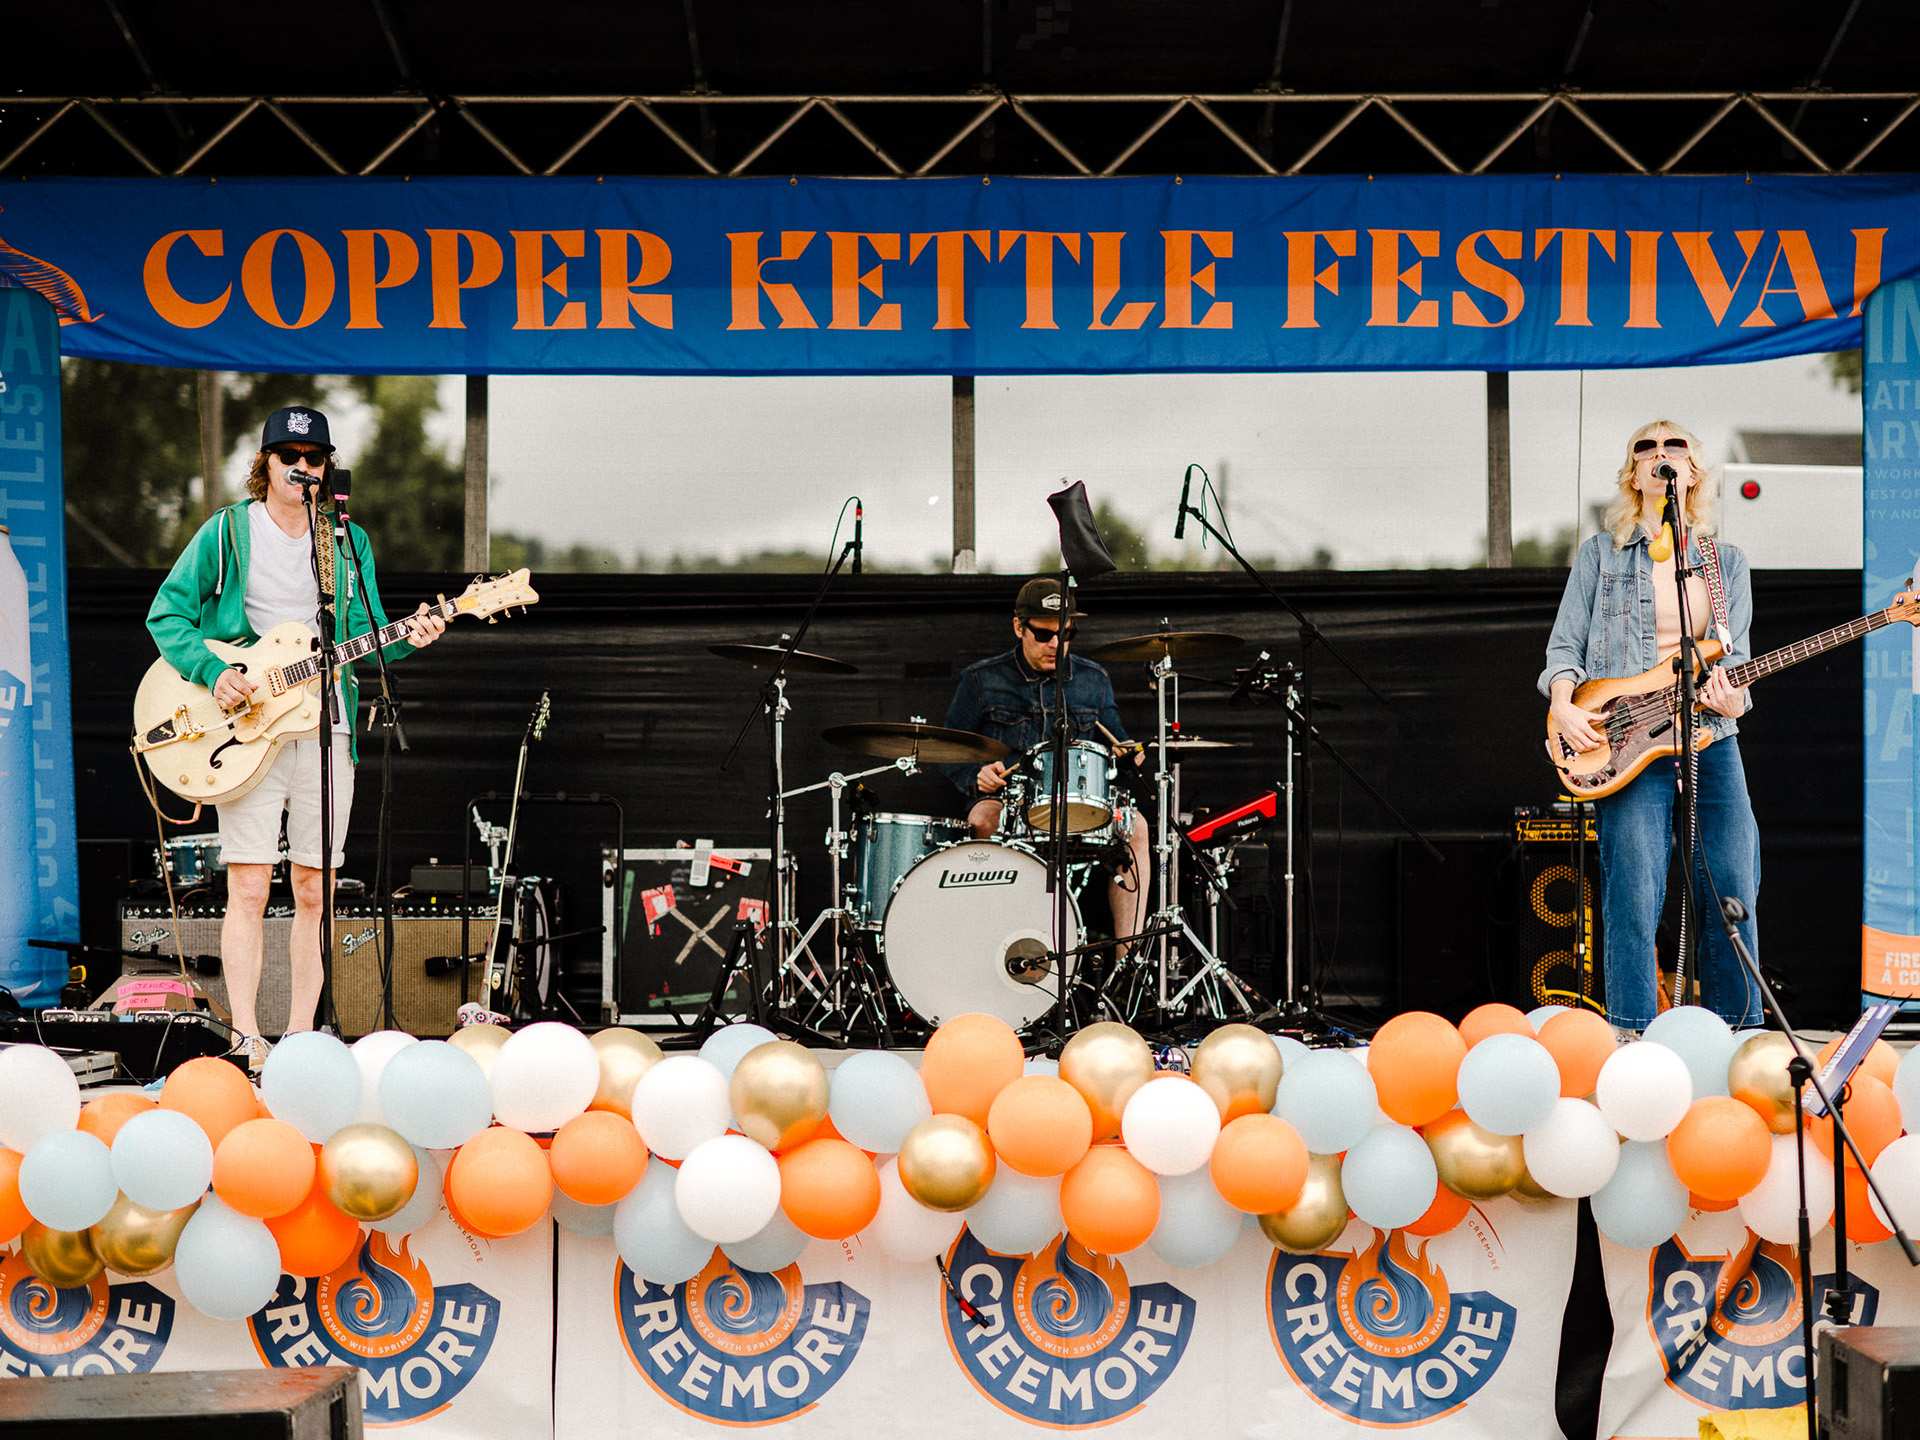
left=940, top=866, right=1019, bottom=889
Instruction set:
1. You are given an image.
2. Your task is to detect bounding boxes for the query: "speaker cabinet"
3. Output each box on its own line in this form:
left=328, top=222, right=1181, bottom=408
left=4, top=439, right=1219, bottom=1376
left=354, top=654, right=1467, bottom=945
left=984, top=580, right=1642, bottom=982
left=0, top=1364, right=362, bottom=1438
left=1512, top=807, right=1604, bottom=1011
left=1820, top=1326, right=1920, bottom=1439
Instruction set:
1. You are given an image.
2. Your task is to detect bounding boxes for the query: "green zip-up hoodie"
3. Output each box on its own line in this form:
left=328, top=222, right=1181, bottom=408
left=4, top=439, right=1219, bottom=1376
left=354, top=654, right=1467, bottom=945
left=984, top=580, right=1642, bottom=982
left=146, top=499, right=416, bottom=765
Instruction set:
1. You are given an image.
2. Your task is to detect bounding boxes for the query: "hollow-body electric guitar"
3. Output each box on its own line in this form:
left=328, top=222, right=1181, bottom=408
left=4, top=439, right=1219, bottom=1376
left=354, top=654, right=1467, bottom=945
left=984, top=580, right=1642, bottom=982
left=133, top=570, right=539, bottom=805
left=1547, top=590, right=1920, bottom=800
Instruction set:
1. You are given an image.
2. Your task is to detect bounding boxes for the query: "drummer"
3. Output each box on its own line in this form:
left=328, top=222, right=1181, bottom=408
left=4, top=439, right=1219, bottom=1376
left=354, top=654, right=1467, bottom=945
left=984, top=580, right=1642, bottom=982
left=943, top=578, right=1153, bottom=955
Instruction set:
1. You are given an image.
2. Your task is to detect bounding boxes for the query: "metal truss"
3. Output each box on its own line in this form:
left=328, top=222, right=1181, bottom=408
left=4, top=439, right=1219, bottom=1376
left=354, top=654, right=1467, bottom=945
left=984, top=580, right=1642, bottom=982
left=3, top=89, right=1917, bottom=179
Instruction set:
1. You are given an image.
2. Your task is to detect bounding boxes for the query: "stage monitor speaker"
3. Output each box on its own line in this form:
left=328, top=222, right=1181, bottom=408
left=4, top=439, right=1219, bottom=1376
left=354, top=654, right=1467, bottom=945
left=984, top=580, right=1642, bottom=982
left=1396, top=835, right=1508, bottom=1020
left=1820, top=1326, right=1920, bottom=1439
left=0, top=1364, right=361, bottom=1438
left=120, top=899, right=494, bottom=1038
left=1512, top=806, right=1605, bottom=1012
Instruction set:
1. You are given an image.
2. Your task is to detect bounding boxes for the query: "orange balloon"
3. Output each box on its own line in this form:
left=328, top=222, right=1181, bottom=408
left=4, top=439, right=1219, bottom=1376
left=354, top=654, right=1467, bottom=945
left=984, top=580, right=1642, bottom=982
left=1368, top=1011, right=1466, bottom=1127
left=779, top=1139, right=882, bottom=1239
left=986, top=1076, right=1094, bottom=1178
left=213, top=1118, right=317, bottom=1219
left=161, top=1056, right=259, bottom=1150
left=1690, top=1191, right=1738, bottom=1213
left=1209, top=1114, right=1308, bottom=1215
left=76, top=1093, right=157, bottom=1146
left=1667, top=1097, right=1772, bottom=1202
left=0, top=1150, right=27, bottom=1244
left=1810, top=1074, right=1902, bottom=1166
left=268, top=1179, right=362, bottom=1278
left=549, top=1112, right=648, bottom=1207
left=447, top=1127, right=553, bottom=1238
left=1459, top=1004, right=1533, bottom=1051
left=1406, top=1183, right=1471, bottom=1236
left=441, top=1173, right=503, bottom=1239
left=1844, top=1163, right=1894, bottom=1244
left=1060, top=1145, right=1159, bottom=1256
left=1539, top=1009, right=1617, bottom=1098
left=1817, top=1037, right=1900, bottom=1089
left=921, top=1013, right=1025, bottom=1126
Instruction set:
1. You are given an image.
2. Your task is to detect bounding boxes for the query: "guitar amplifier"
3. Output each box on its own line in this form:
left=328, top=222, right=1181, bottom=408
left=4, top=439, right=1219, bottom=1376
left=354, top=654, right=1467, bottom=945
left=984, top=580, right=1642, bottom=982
left=1512, top=804, right=1605, bottom=1011
left=1820, top=1326, right=1920, bottom=1439
left=603, top=847, right=772, bottom=1026
left=120, top=898, right=494, bottom=1038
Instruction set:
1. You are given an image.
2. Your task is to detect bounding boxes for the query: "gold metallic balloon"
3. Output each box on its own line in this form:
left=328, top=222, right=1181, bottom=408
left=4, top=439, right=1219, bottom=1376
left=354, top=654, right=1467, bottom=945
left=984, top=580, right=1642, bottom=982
left=897, top=1114, right=998, bottom=1212
left=1425, top=1109, right=1527, bottom=1201
left=589, top=1028, right=664, bottom=1118
left=729, top=1040, right=830, bottom=1152
left=1728, top=1031, right=1799, bottom=1135
left=320, top=1122, right=420, bottom=1222
left=448, top=1022, right=512, bottom=1077
left=1059, top=1022, right=1155, bottom=1141
left=90, top=1194, right=197, bottom=1277
left=21, top=1221, right=106, bottom=1288
left=1258, top=1153, right=1349, bottom=1254
left=1513, top=1163, right=1555, bottom=1203
left=1191, top=1023, right=1285, bottom=1122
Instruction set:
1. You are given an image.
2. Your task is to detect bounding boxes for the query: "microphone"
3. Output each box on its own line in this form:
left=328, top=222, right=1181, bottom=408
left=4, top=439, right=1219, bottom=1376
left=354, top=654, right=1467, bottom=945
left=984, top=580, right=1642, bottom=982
left=1655, top=461, right=1678, bottom=484
left=852, top=500, right=863, bottom=575
left=1228, top=650, right=1273, bottom=707
left=1174, top=465, right=1193, bottom=540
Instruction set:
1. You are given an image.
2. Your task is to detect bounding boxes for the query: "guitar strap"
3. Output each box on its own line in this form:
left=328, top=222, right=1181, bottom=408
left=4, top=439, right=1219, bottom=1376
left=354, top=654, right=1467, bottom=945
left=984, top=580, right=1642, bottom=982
left=1698, top=536, right=1733, bottom=653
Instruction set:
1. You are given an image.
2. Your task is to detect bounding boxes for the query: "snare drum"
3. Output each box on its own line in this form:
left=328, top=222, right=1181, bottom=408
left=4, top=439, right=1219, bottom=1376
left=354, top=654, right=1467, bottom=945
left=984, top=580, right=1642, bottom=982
left=156, top=834, right=223, bottom=887
left=847, top=812, right=969, bottom=930
left=883, top=838, right=1083, bottom=1029
left=1025, top=739, right=1116, bottom=835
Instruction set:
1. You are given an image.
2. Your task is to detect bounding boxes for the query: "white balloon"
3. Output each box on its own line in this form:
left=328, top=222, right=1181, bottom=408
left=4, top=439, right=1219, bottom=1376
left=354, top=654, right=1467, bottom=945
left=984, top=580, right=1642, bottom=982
left=550, top=1190, right=617, bottom=1237
left=173, top=1195, right=282, bottom=1321
left=1121, top=1076, right=1222, bottom=1177
left=674, top=1134, right=782, bottom=1244
left=1522, top=1098, right=1621, bottom=1199
left=869, top=1157, right=963, bottom=1261
left=373, top=1147, right=444, bottom=1239
left=828, top=1051, right=930, bottom=1154
left=1869, top=1133, right=1920, bottom=1233
left=489, top=1022, right=599, bottom=1133
left=631, top=1055, right=731, bottom=1161
left=965, top=1169, right=1062, bottom=1257
left=722, top=1210, right=810, bottom=1272
left=1341, top=1125, right=1437, bottom=1231
left=1595, top=1041, right=1694, bottom=1142
left=0, top=1044, right=80, bottom=1152
left=261, top=1031, right=361, bottom=1141
left=351, top=1031, right=419, bottom=1125
left=20, top=1130, right=117, bottom=1231
left=1741, top=1134, right=1833, bottom=1243
left=1273, top=1050, right=1379, bottom=1155
left=110, top=1107, right=213, bottom=1212
left=699, top=1024, right=779, bottom=1081
left=1458, top=1033, right=1561, bottom=1136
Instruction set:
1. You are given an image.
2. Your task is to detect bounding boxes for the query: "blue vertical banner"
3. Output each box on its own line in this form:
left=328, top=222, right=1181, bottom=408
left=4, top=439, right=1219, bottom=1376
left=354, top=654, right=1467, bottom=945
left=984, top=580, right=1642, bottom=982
left=0, top=289, right=77, bottom=1006
left=1862, top=280, right=1920, bottom=1017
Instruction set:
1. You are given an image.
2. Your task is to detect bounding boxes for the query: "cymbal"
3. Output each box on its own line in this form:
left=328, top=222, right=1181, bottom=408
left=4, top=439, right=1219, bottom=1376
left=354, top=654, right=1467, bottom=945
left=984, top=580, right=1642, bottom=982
left=1161, top=735, right=1243, bottom=752
left=822, top=721, right=1010, bottom=765
left=1084, top=630, right=1245, bottom=663
left=708, top=642, right=858, bottom=675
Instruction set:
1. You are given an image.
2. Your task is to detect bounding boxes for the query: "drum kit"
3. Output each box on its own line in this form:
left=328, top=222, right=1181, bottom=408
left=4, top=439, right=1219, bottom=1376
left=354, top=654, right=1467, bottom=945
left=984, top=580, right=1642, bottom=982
left=707, top=625, right=1292, bottom=1043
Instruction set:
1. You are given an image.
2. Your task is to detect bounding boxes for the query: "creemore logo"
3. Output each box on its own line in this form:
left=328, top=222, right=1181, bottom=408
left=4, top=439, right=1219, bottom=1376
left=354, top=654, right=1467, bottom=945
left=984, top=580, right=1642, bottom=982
left=943, top=1230, right=1195, bottom=1427
left=249, top=1233, right=501, bottom=1426
left=617, top=1251, right=870, bottom=1424
left=1268, top=1228, right=1517, bottom=1426
left=1649, top=1233, right=1876, bottom=1410
left=0, top=1253, right=174, bottom=1377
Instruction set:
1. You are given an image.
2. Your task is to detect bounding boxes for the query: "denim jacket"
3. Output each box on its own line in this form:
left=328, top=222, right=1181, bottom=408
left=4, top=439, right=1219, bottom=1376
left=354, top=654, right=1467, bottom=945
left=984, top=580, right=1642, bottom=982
left=942, top=648, right=1129, bottom=795
left=1538, top=528, right=1752, bottom=739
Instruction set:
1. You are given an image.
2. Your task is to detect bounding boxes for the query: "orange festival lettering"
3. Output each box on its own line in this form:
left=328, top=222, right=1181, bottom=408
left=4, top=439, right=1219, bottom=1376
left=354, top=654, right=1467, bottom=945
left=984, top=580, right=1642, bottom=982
left=510, top=229, right=588, bottom=330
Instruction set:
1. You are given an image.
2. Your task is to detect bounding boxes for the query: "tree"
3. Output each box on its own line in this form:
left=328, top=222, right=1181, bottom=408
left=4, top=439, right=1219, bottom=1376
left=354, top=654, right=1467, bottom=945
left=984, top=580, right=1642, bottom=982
left=1827, top=350, right=1862, bottom=394
left=1511, top=526, right=1579, bottom=567
left=337, top=376, right=462, bottom=572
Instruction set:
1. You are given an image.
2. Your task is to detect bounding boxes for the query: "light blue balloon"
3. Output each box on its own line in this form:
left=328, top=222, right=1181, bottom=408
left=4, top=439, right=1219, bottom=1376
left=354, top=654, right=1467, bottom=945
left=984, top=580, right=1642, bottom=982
left=722, top=1210, right=810, bottom=1272
left=1341, top=1125, right=1437, bottom=1231
left=373, top=1147, right=443, bottom=1239
left=20, top=1130, right=117, bottom=1231
left=1643, top=1006, right=1738, bottom=1100
left=1272, top=1034, right=1311, bottom=1075
left=1148, top=1170, right=1244, bottom=1269
left=1591, top=1141, right=1688, bottom=1249
left=380, top=1041, right=493, bottom=1150
left=261, top=1031, right=361, bottom=1141
left=1526, top=1005, right=1564, bottom=1033
left=550, top=1190, right=616, bottom=1238
left=174, top=1196, right=282, bottom=1321
left=1458, top=1033, right=1561, bottom=1136
left=699, top=1024, right=779, bottom=1081
left=829, top=1050, right=932, bottom=1154
left=614, top=1165, right=714, bottom=1284
left=1023, top=1057, right=1061, bottom=1077
left=110, top=1107, right=213, bottom=1212
left=965, top=1169, right=1062, bottom=1256
left=1274, top=1051, right=1378, bottom=1155
left=1896, top=1044, right=1920, bottom=1136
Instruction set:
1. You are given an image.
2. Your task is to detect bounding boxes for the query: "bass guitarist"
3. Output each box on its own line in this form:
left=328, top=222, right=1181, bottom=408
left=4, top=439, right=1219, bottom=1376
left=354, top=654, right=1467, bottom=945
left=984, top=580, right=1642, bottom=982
left=1538, top=419, right=1762, bottom=1038
left=146, top=406, right=445, bottom=1067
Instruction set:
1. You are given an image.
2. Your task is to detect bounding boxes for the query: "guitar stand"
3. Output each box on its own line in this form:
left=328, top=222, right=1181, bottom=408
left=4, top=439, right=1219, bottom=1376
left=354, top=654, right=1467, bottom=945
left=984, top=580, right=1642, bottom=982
left=688, top=920, right=767, bottom=1042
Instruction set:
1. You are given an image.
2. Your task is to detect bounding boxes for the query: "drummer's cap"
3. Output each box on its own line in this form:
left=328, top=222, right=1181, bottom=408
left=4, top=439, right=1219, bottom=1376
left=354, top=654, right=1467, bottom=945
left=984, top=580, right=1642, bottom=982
left=1014, top=577, right=1087, bottom=620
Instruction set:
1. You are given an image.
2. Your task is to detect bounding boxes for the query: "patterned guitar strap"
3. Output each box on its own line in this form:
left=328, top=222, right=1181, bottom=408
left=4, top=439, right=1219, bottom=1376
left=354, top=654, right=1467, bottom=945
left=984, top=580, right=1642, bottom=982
left=1698, top=536, right=1732, bottom=656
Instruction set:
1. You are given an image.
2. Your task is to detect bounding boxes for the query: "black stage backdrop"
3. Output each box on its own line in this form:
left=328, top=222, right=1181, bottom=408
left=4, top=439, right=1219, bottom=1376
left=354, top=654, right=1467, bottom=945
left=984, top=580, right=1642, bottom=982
left=72, top=567, right=1865, bottom=1030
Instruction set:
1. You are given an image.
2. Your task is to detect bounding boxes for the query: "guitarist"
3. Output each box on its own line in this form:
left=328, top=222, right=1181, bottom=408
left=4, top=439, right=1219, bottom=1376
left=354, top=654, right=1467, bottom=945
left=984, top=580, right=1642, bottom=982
left=1538, top=420, right=1762, bottom=1039
left=145, top=406, right=446, bottom=1068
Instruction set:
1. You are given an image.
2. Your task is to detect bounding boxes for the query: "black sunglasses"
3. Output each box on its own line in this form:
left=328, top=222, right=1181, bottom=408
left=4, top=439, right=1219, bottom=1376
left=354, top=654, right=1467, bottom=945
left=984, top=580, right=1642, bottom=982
left=1632, top=437, right=1690, bottom=456
left=270, top=445, right=329, bottom=467
left=1023, top=621, right=1075, bottom=643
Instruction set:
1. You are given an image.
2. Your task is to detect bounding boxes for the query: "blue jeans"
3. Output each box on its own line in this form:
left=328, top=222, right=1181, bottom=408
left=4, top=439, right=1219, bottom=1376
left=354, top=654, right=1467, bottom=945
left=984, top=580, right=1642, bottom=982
left=1593, top=737, right=1763, bottom=1032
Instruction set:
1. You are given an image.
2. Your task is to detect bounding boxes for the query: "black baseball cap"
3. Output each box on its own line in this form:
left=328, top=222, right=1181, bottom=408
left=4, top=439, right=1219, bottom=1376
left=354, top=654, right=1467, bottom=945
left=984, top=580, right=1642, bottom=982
left=261, top=406, right=333, bottom=453
left=1014, top=577, right=1087, bottom=620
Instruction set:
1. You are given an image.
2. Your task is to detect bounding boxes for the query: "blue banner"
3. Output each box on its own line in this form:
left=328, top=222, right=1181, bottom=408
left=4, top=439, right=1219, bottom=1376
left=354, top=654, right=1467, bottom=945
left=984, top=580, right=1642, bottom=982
left=0, top=290, right=77, bottom=1007
left=0, top=175, right=1913, bottom=376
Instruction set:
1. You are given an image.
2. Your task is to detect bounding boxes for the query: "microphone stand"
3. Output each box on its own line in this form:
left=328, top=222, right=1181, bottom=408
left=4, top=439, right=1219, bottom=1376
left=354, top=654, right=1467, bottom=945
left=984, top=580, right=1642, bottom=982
left=1665, top=472, right=1706, bottom=1006
left=297, top=476, right=341, bottom=1034
left=1045, top=567, right=1076, bottom=1024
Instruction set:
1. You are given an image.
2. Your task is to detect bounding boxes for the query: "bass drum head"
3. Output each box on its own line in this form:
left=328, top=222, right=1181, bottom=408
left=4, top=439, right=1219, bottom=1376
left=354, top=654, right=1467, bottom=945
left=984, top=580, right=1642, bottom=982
left=883, top=840, right=1082, bottom=1030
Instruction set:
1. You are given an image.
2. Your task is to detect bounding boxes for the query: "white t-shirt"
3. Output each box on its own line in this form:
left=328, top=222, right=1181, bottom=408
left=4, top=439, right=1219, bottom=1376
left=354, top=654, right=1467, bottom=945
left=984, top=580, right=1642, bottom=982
left=245, top=503, right=345, bottom=714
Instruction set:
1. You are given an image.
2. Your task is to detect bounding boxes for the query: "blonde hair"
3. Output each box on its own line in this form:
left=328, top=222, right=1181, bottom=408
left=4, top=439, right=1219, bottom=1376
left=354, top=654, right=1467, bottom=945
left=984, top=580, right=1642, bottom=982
left=243, top=449, right=332, bottom=505
left=1603, top=419, right=1716, bottom=549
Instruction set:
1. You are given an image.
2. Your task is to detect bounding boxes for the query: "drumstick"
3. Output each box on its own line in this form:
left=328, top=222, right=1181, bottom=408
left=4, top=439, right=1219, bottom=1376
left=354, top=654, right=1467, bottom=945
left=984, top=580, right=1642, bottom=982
left=1093, top=721, right=1147, bottom=766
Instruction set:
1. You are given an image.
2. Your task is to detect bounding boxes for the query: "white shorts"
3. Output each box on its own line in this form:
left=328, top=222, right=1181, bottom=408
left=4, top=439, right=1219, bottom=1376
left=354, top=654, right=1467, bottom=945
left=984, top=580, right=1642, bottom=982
left=218, top=733, right=354, bottom=871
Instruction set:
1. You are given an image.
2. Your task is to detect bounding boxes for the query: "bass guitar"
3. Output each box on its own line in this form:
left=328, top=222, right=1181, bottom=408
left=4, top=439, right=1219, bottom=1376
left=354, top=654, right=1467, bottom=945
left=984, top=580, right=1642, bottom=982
left=132, top=569, right=539, bottom=806
left=1547, top=589, right=1920, bottom=800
